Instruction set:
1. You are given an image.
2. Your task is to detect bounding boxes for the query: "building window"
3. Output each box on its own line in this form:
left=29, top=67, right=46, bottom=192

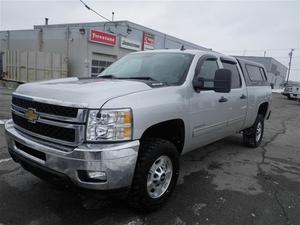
left=91, top=60, right=113, bottom=77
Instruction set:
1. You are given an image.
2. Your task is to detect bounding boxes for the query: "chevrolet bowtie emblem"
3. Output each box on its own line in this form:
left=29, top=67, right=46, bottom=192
left=24, top=108, right=39, bottom=123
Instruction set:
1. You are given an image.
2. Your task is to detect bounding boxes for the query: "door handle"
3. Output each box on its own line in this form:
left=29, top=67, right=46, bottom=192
left=219, top=96, right=228, bottom=103
left=240, top=94, right=247, bottom=99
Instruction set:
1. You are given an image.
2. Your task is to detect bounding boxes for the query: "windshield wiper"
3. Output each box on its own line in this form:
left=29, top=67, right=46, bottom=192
left=97, top=74, right=118, bottom=79
left=121, top=76, right=169, bottom=86
left=98, top=75, right=168, bottom=85
left=120, top=76, right=158, bottom=81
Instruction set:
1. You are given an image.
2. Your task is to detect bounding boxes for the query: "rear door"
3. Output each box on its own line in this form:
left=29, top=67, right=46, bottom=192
left=221, top=58, right=247, bottom=132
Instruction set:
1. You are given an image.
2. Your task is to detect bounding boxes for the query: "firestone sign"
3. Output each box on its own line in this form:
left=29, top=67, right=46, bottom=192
left=89, top=30, right=116, bottom=46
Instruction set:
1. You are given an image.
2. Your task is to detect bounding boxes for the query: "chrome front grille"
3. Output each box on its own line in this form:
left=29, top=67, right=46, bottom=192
left=285, top=87, right=292, bottom=92
left=11, top=94, right=88, bottom=147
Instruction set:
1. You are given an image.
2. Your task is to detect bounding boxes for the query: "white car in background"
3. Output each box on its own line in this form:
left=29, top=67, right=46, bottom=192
left=282, top=84, right=300, bottom=100
left=294, top=88, right=300, bottom=102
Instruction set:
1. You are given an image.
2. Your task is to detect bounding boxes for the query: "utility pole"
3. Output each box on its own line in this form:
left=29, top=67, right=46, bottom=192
left=286, top=48, right=294, bottom=84
left=112, top=12, right=114, bottom=21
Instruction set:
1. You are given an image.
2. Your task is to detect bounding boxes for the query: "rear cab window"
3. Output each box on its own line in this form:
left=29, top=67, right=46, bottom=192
left=235, top=58, right=269, bottom=87
left=246, top=65, right=266, bottom=82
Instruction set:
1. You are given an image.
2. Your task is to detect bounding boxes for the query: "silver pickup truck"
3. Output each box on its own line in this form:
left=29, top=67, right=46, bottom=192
left=5, top=50, right=272, bottom=211
left=282, top=84, right=300, bottom=100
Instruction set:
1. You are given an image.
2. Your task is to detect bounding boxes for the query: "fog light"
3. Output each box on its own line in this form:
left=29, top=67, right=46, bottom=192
left=78, top=170, right=107, bottom=182
left=87, top=171, right=107, bottom=180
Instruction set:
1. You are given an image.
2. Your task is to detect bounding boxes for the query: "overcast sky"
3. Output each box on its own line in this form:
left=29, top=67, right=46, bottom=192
left=0, top=0, right=299, bottom=81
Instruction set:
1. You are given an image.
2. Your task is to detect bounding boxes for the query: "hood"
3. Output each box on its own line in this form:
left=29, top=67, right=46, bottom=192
left=15, top=77, right=152, bottom=108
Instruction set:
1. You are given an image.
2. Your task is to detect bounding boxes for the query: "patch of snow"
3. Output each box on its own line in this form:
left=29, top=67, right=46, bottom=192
left=0, top=158, right=11, bottom=164
left=272, top=89, right=283, bottom=93
left=192, top=203, right=207, bottom=216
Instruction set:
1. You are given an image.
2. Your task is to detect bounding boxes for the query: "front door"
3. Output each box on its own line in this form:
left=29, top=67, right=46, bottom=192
left=188, top=56, right=231, bottom=151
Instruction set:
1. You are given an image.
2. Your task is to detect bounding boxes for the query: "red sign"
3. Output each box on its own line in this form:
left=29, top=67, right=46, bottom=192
left=89, top=30, right=116, bottom=46
left=142, top=32, right=155, bottom=50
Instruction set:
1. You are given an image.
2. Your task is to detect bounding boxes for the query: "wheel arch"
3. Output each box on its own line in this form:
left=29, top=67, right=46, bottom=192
left=257, top=102, right=269, bottom=119
left=140, top=119, right=185, bottom=155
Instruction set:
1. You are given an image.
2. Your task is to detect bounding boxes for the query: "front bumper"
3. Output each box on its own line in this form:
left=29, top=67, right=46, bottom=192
left=5, top=119, right=139, bottom=190
left=282, top=92, right=297, bottom=98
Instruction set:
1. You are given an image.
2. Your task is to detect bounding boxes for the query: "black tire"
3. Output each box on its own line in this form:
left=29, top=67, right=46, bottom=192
left=243, top=114, right=264, bottom=148
left=129, top=137, right=179, bottom=212
left=287, top=95, right=296, bottom=100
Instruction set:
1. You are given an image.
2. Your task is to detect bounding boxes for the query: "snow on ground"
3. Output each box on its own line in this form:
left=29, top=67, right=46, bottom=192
left=272, top=89, right=283, bottom=93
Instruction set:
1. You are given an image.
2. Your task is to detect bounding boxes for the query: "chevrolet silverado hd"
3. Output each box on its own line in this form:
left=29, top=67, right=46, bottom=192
left=5, top=50, right=272, bottom=211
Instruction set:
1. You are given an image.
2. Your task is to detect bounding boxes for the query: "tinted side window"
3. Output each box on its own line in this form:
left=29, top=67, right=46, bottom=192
left=246, top=65, right=264, bottom=81
left=198, top=60, right=219, bottom=89
left=222, top=62, right=242, bottom=89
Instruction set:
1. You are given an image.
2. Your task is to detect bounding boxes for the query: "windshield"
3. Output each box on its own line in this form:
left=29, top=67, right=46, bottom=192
left=99, top=52, right=194, bottom=85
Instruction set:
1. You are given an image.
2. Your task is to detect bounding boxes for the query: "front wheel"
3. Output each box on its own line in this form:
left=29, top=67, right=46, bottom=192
left=243, top=114, right=264, bottom=148
left=129, top=138, right=179, bottom=212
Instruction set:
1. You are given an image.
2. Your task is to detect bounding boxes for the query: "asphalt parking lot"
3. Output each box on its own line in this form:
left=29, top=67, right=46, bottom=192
left=0, top=85, right=299, bottom=225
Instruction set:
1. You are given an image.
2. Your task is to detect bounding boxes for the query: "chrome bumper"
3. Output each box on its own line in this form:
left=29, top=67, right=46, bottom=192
left=5, top=119, right=139, bottom=190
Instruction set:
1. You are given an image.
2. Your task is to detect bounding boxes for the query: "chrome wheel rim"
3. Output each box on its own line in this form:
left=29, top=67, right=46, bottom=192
left=256, top=122, right=262, bottom=142
left=147, top=155, right=173, bottom=199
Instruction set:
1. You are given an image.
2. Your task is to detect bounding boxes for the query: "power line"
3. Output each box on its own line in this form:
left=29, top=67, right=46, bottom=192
left=273, top=56, right=300, bottom=59
left=220, top=48, right=299, bottom=52
left=79, top=0, right=111, bottom=22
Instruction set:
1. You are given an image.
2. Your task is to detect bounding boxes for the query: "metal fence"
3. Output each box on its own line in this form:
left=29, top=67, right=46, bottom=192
left=2, top=50, right=68, bottom=83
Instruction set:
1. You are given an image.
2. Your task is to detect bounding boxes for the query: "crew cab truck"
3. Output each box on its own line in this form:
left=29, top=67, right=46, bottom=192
left=5, top=50, right=272, bottom=211
left=290, top=85, right=300, bottom=102
left=282, top=84, right=300, bottom=100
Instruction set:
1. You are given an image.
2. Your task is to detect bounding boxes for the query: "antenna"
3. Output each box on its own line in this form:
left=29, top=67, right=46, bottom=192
left=180, top=45, right=185, bottom=51
left=79, top=0, right=111, bottom=22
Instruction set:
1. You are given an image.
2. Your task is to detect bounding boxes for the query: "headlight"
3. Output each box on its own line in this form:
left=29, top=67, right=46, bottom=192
left=86, top=108, right=132, bottom=142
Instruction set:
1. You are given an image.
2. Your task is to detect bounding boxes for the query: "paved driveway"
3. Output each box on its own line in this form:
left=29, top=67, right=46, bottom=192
left=0, top=89, right=299, bottom=225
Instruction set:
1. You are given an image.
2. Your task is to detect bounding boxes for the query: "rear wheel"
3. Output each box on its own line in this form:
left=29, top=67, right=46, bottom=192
left=243, top=114, right=264, bottom=148
left=129, top=138, right=179, bottom=212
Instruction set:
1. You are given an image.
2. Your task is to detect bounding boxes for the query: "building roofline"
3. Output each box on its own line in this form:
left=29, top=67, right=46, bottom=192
left=33, top=20, right=209, bottom=50
left=0, top=28, right=37, bottom=32
left=124, top=21, right=210, bottom=50
left=33, top=20, right=128, bottom=29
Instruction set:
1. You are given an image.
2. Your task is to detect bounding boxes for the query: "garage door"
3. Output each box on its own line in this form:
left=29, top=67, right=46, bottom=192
left=91, top=53, right=117, bottom=77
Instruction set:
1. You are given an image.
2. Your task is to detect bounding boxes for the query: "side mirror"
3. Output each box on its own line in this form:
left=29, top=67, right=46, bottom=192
left=214, top=69, right=232, bottom=93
